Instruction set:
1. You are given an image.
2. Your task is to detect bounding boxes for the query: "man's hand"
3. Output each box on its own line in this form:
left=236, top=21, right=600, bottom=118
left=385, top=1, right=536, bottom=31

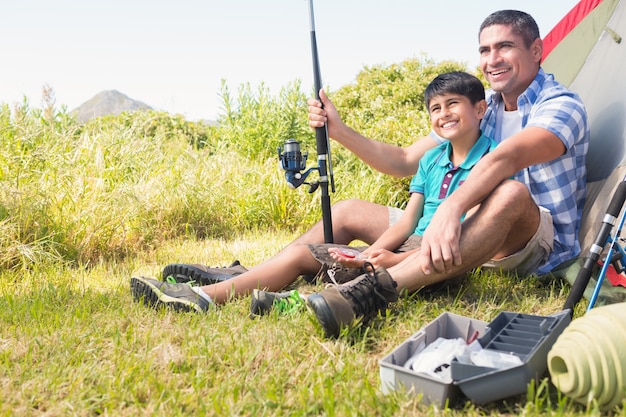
left=307, top=89, right=341, bottom=137
left=419, top=202, right=463, bottom=274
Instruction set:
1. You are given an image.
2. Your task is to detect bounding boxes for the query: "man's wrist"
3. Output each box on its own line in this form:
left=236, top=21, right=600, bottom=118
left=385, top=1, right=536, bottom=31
left=440, top=199, right=464, bottom=220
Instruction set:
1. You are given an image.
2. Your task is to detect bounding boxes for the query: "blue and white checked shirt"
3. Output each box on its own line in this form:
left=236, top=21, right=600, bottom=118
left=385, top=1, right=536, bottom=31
left=481, top=68, right=589, bottom=274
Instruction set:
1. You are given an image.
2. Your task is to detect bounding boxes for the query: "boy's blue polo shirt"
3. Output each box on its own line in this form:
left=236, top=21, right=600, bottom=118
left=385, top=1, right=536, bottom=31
left=409, top=133, right=497, bottom=236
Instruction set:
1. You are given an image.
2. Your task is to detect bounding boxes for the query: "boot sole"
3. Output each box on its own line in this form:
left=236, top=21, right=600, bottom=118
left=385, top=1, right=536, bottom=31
left=130, top=277, right=204, bottom=313
left=306, top=293, right=340, bottom=338
left=162, top=264, right=240, bottom=286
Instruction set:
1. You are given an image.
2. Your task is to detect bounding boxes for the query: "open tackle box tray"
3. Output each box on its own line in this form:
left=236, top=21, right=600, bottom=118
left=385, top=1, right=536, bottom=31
left=451, top=310, right=570, bottom=403
left=379, top=310, right=571, bottom=406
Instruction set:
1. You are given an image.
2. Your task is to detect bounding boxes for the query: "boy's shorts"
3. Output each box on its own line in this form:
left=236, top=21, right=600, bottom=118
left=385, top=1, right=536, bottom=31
left=387, top=205, right=554, bottom=276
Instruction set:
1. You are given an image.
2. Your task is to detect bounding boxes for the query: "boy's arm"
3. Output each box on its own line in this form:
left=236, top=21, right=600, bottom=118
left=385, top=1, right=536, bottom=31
left=366, top=192, right=424, bottom=252
left=308, top=89, right=439, bottom=178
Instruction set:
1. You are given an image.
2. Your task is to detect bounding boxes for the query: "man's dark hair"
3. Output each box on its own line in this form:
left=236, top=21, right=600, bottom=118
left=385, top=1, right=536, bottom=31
left=424, top=71, right=485, bottom=109
left=479, top=10, right=541, bottom=48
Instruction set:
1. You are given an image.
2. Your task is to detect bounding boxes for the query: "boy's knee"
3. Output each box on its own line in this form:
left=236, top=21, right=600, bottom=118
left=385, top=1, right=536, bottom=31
left=330, top=199, right=363, bottom=222
left=286, top=242, right=313, bottom=257
left=331, top=199, right=359, bottom=213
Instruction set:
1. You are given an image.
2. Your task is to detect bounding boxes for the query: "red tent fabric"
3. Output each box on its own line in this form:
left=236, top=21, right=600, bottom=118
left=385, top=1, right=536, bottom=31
left=542, top=0, right=604, bottom=60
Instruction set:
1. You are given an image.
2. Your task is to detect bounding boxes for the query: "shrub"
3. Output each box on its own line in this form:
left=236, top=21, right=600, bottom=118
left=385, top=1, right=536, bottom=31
left=0, top=57, right=471, bottom=268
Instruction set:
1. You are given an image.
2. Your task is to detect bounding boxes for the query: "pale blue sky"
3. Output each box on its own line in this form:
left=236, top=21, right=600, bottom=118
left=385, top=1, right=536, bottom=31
left=0, top=1, right=579, bottom=120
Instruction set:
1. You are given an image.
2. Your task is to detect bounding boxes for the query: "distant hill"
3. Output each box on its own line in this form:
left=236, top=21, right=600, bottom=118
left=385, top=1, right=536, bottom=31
left=72, top=90, right=152, bottom=123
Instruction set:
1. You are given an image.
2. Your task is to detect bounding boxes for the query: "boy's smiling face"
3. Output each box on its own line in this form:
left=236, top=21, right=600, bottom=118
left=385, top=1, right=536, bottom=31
left=428, top=93, right=486, bottom=142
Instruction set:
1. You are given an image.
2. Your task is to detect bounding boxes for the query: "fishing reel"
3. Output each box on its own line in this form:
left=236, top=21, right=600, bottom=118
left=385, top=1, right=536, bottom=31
left=278, top=138, right=320, bottom=192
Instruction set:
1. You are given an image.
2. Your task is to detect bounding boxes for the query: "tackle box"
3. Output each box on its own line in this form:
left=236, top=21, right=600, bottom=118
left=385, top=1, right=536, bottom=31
left=379, top=312, right=488, bottom=407
left=379, top=310, right=571, bottom=406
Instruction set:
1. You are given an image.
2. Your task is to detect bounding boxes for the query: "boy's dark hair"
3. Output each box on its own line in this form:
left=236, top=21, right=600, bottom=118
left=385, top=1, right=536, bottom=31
left=479, top=10, right=540, bottom=48
left=424, top=71, right=485, bottom=109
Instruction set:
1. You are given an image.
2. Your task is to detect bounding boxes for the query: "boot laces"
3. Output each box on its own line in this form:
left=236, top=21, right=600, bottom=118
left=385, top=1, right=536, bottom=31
left=341, top=262, right=389, bottom=319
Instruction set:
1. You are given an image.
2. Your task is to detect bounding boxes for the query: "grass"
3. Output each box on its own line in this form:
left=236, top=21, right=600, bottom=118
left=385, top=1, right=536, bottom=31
left=0, top=61, right=622, bottom=415
left=0, top=231, right=617, bottom=416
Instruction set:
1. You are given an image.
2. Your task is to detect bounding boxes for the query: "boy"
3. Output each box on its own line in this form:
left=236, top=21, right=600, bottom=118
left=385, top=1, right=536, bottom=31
left=321, top=70, right=496, bottom=271
left=130, top=71, right=496, bottom=324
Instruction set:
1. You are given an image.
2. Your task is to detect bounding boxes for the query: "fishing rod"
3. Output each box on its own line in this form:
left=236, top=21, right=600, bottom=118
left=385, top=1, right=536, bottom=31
left=308, top=0, right=335, bottom=243
left=586, top=201, right=626, bottom=310
left=278, top=0, right=335, bottom=243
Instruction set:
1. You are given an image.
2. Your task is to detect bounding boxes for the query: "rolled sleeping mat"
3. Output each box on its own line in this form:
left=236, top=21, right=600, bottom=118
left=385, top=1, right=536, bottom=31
left=547, top=302, right=626, bottom=411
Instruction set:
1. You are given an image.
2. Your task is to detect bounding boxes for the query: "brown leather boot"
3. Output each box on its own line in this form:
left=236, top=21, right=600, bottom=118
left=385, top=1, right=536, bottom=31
left=306, top=263, right=398, bottom=338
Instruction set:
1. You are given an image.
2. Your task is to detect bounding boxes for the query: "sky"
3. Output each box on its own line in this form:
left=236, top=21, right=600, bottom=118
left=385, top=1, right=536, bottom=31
left=1, top=0, right=580, bottom=121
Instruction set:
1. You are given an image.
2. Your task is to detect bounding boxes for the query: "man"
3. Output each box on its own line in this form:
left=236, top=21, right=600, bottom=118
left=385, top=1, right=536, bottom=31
left=305, top=10, right=589, bottom=337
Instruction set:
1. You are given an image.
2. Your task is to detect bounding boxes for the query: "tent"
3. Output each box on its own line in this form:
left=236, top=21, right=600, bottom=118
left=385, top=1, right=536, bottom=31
left=541, top=0, right=626, bottom=304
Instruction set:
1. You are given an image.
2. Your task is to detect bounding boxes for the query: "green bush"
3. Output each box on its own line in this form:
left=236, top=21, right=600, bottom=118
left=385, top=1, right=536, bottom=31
left=0, top=57, right=472, bottom=269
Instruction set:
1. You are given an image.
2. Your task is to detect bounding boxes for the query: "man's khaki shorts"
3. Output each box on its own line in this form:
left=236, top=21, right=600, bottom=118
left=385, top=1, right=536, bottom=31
left=481, top=206, right=553, bottom=276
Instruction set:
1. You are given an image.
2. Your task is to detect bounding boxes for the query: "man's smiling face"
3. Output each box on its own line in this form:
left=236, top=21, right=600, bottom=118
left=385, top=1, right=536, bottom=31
left=479, top=24, right=542, bottom=110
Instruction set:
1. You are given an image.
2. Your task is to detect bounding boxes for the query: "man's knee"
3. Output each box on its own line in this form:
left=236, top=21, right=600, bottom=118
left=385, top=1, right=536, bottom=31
left=490, top=180, right=541, bottom=243
left=488, top=180, right=535, bottom=211
left=496, top=179, right=530, bottom=198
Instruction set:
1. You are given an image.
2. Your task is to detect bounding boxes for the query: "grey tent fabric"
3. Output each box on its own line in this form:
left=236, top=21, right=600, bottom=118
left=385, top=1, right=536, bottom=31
left=540, top=0, right=626, bottom=304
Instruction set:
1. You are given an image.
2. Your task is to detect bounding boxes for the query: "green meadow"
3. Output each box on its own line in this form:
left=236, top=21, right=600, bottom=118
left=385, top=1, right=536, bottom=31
left=0, top=59, right=611, bottom=416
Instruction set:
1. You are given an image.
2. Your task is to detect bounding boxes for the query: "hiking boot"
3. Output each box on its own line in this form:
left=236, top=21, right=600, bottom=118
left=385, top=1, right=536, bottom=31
left=306, top=263, right=398, bottom=338
left=162, top=260, right=248, bottom=286
left=250, top=289, right=305, bottom=317
left=130, top=276, right=211, bottom=313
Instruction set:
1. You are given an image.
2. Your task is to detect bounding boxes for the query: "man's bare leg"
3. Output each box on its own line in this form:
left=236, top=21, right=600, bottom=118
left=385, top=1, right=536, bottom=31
left=388, top=180, right=541, bottom=292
